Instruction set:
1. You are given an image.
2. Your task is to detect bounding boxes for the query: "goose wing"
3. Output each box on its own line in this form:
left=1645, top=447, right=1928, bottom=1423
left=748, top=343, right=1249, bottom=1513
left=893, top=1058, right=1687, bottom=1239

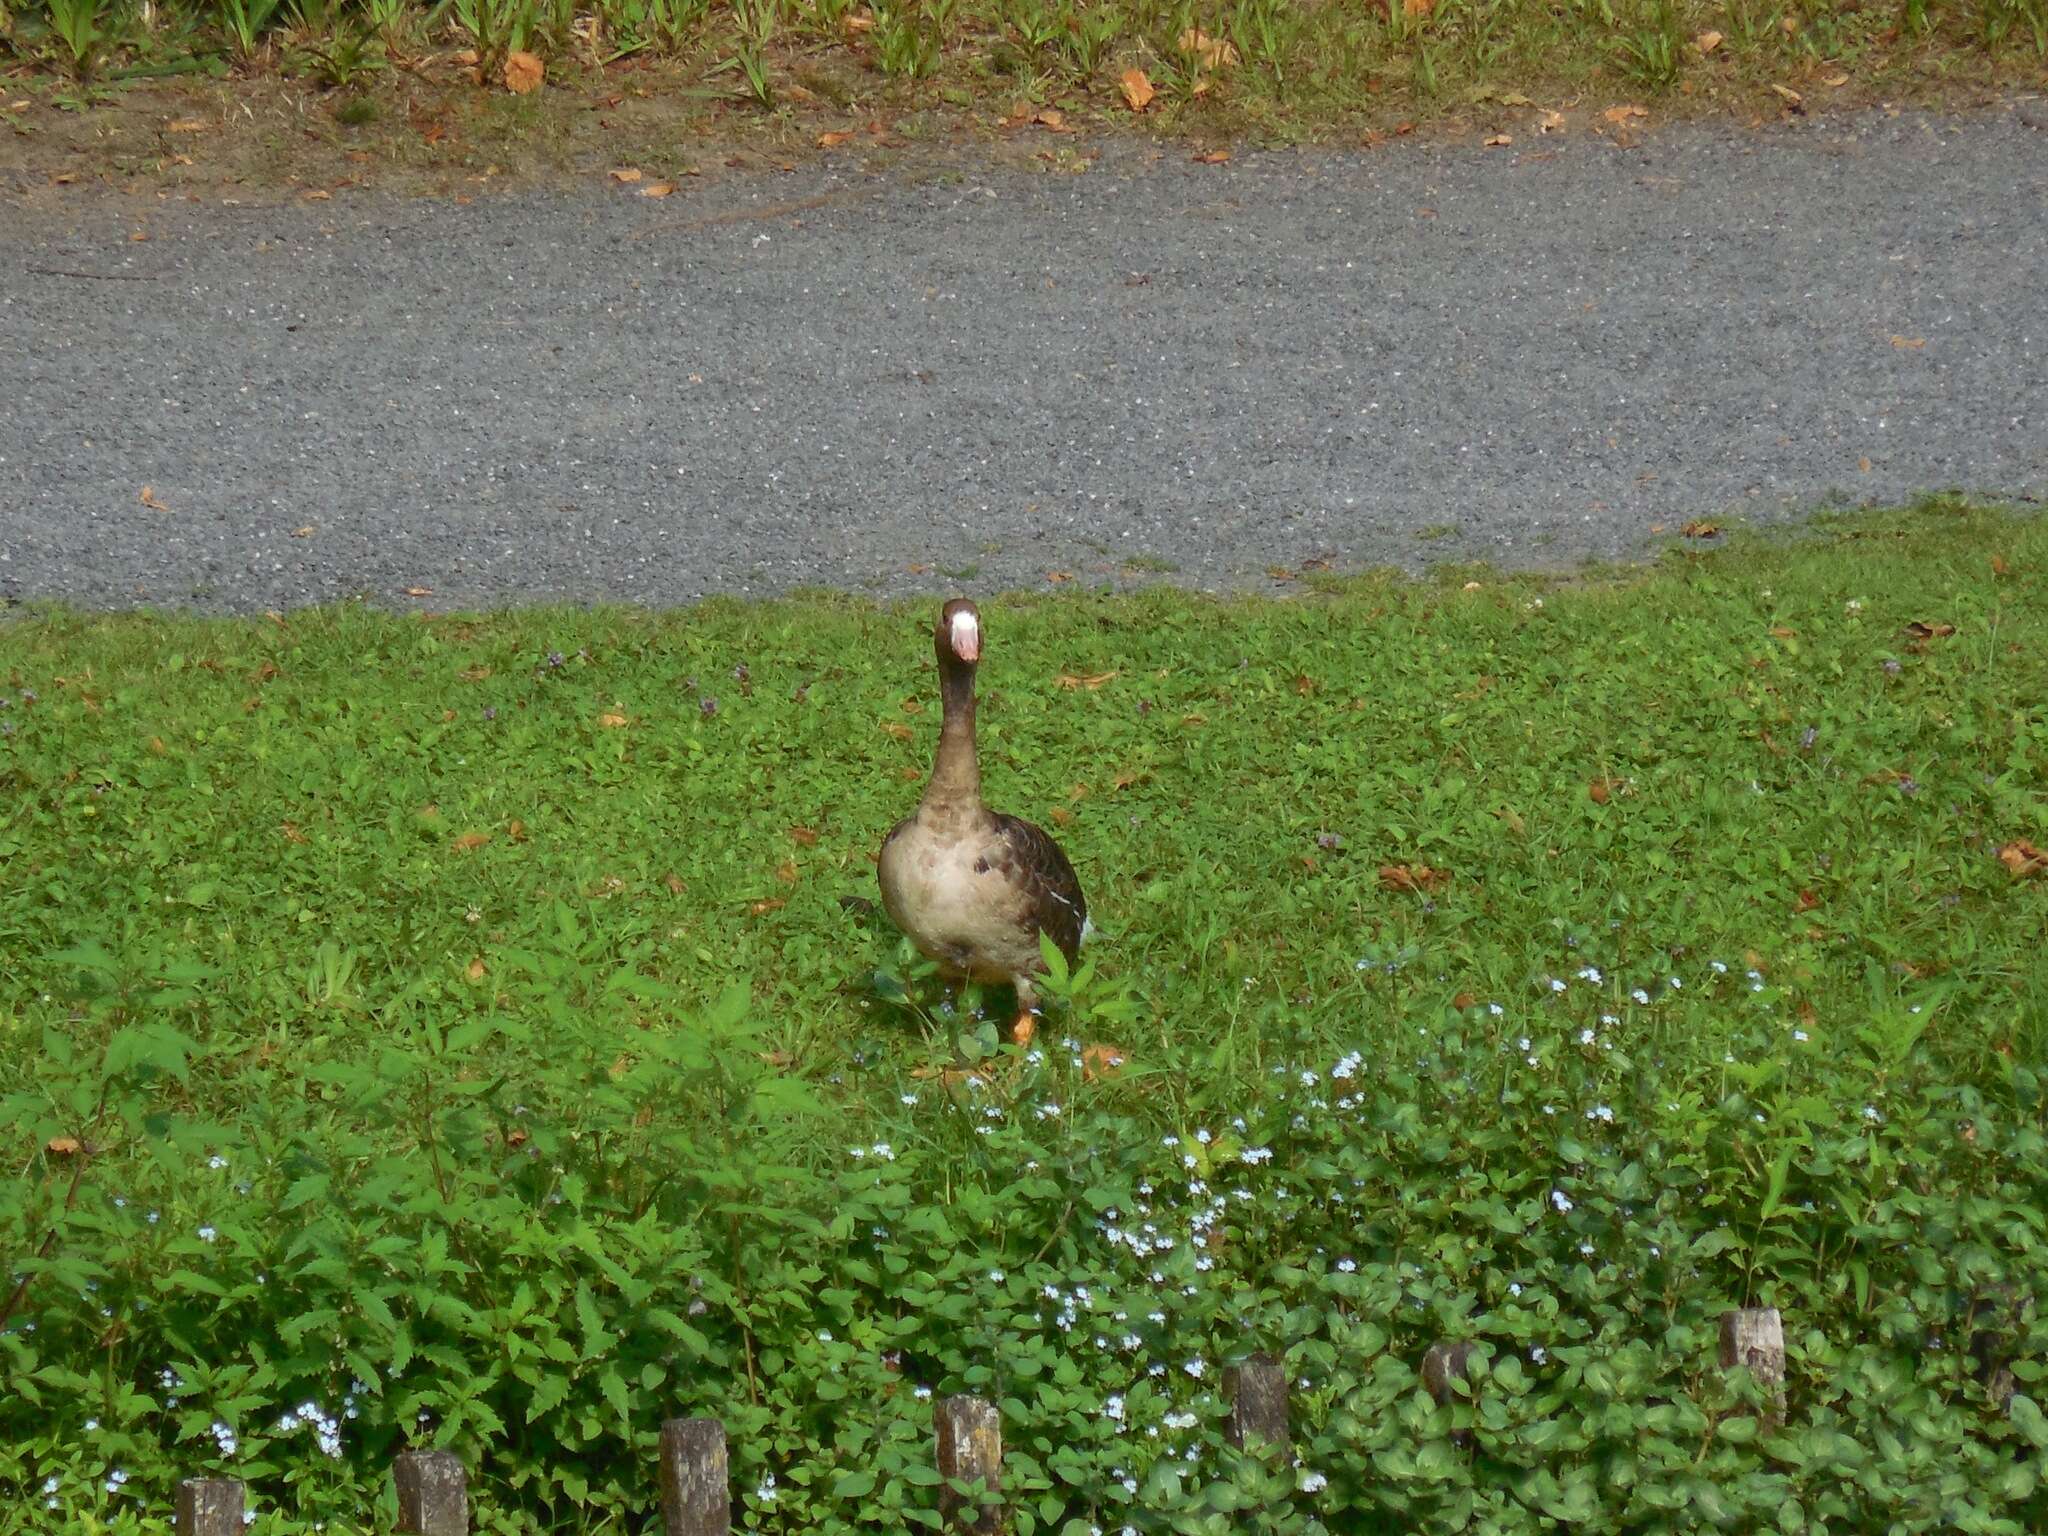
left=990, top=813, right=1088, bottom=963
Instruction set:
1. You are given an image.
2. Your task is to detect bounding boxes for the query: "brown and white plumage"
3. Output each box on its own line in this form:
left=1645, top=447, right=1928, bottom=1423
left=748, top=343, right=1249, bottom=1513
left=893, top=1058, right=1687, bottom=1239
left=878, top=599, right=1088, bottom=1032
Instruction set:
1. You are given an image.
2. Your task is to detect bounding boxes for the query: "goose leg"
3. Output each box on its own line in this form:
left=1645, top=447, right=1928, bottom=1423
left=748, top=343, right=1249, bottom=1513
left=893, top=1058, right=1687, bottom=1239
left=1009, top=977, right=1039, bottom=1047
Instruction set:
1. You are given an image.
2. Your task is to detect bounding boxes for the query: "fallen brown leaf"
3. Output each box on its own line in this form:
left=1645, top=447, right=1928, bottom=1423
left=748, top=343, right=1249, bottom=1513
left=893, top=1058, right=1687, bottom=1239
left=1402, top=0, right=1434, bottom=16
left=1822, top=71, right=1850, bottom=86
left=1694, top=28, right=1723, bottom=52
left=1193, top=148, right=1231, bottom=164
left=1996, top=839, right=2046, bottom=878
left=1588, top=776, right=1624, bottom=804
left=1379, top=863, right=1450, bottom=894
left=1119, top=68, right=1156, bottom=111
left=609, top=167, right=643, bottom=183
left=1539, top=110, right=1566, bottom=133
left=1033, top=108, right=1069, bottom=132
left=45, top=1136, right=83, bottom=1157
left=291, top=524, right=315, bottom=537
left=1050, top=806, right=1075, bottom=827
left=748, top=897, right=786, bottom=916
left=1081, top=1042, right=1129, bottom=1081
left=1771, top=83, right=1804, bottom=105
left=1046, top=570, right=1074, bottom=583
left=1057, top=670, right=1119, bottom=690
left=139, top=485, right=171, bottom=511
left=816, top=130, right=854, bottom=148
left=1176, top=27, right=1239, bottom=69
left=506, top=818, right=528, bottom=841
left=1890, top=334, right=1926, bottom=350
left=301, top=189, right=332, bottom=202
left=1681, top=520, right=1721, bottom=538
left=1602, top=104, right=1649, bottom=123
left=597, top=711, right=630, bottom=728
left=776, top=859, right=799, bottom=884
left=1795, top=889, right=1821, bottom=912
left=466, top=956, right=488, bottom=981
left=503, top=50, right=544, bottom=95
left=881, top=720, right=914, bottom=742
left=404, top=585, right=433, bottom=597
left=1901, top=620, right=1955, bottom=644
left=451, top=832, right=491, bottom=853
left=1484, top=133, right=1513, bottom=147
left=843, top=8, right=873, bottom=32
left=640, top=181, right=676, bottom=198
left=664, top=872, right=687, bottom=894
left=1859, top=456, right=1873, bottom=473
left=280, top=819, right=306, bottom=843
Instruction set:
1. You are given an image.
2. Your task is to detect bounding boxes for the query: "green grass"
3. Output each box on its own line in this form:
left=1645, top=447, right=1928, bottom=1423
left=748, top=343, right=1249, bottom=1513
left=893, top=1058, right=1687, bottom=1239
left=0, top=0, right=2042, bottom=135
left=3, top=498, right=2046, bottom=1533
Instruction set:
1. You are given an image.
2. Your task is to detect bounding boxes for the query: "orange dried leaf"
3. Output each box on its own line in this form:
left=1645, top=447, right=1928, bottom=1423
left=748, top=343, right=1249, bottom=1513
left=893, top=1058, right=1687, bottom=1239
left=640, top=180, right=677, bottom=198
left=1046, top=570, right=1074, bottom=583
left=1996, top=839, right=2047, bottom=878
left=1402, top=0, right=1434, bottom=16
left=1033, top=108, right=1069, bottom=132
left=775, top=859, right=799, bottom=884
left=139, top=485, right=171, bottom=511
left=748, top=897, right=786, bottom=916
left=1588, top=776, right=1625, bottom=804
left=609, top=167, right=643, bottom=183
left=597, top=711, right=630, bottom=727
left=1119, top=68, right=1156, bottom=111
left=1602, top=103, right=1649, bottom=123
left=1050, top=806, right=1075, bottom=827
left=451, top=832, right=492, bottom=853
left=280, top=819, right=306, bottom=843
left=167, top=117, right=209, bottom=132
left=817, top=130, right=855, bottom=148
left=466, top=956, right=488, bottom=981
left=1176, top=27, right=1239, bottom=68
left=1057, top=670, right=1119, bottom=690
left=504, top=50, right=544, bottom=95
left=1194, top=148, right=1231, bottom=164
left=1539, top=110, right=1566, bottom=133
left=1081, top=1043, right=1129, bottom=1081
left=881, top=720, right=914, bottom=742
left=1694, top=29, right=1723, bottom=52
left=45, top=1136, right=83, bottom=1157
left=1901, top=620, right=1955, bottom=642
left=1890, top=334, right=1926, bottom=350
left=789, top=825, right=821, bottom=846
left=664, top=872, right=687, bottom=894
left=1379, top=863, right=1450, bottom=894
left=1681, top=520, right=1721, bottom=538
left=404, top=585, right=434, bottom=597
left=1484, top=133, right=1512, bottom=147
left=506, top=818, right=528, bottom=841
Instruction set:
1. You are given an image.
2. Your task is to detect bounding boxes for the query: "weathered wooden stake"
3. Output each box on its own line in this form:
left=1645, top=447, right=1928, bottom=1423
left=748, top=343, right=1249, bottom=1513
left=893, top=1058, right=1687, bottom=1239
left=1421, top=1340, right=1475, bottom=1406
left=175, top=1477, right=244, bottom=1536
left=1422, top=1340, right=1476, bottom=1448
left=1719, top=1307, right=1786, bottom=1425
left=1225, top=1352, right=1289, bottom=1456
left=658, top=1416, right=731, bottom=1536
left=395, top=1449, right=469, bottom=1535
left=936, top=1393, right=1002, bottom=1533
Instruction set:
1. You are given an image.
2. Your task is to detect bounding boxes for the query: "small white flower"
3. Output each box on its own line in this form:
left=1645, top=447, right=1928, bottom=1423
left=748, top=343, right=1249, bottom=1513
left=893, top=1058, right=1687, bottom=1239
left=1548, top=978, right=1567, bottom=994
left=900, top=1093, right=918, bottom=1106
left=1579, top=1027, right=1595, bottom=1045
left=1488, top=1002, right=1504, bottom=1016
left=914, top=1385, right=932, bottom=1400
left=1240, top=1147, right=1273, bottom=1165
left=208, top=1155, right=228, bottom=1171
left=1550, top=1189, right=1573, bottom=1213
left=1793, top=1029, right=1809, bottom=1042
left=989, top=1269, right=1006, bottom=1283
left=1530, top=1345, right=1547, bottom=1364
left=1631, top=988, right=1650, bottom=1005
left=1183, top=1357, right=1205, bottom=1379
left=756, top=1474, right=778, bottom=1504
left=1298, top=1469, right=1328, bottom=1493
left=1336, top=1257, right=1356, bottom=1273
left=197, top=1225, right=217, bottom=1243
left=869, top=1143, right=894, bottom=1160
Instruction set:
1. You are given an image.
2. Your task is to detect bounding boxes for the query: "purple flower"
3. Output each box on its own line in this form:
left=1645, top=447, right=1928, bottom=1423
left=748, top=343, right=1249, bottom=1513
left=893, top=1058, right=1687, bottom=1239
left=1882, top=658, right=1902, bottom=675
left=545, top=650, right=566, bottom=669
left=700, top=695, right=719, bottom=718
left=482, top=706, right=497, bottom=721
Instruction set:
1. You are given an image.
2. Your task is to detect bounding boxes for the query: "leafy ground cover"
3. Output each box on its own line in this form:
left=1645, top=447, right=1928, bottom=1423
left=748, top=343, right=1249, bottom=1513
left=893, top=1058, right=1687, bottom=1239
left=1, top=0, right=2044, bottom=194
left=2, top=498, right=2046, bottom=1533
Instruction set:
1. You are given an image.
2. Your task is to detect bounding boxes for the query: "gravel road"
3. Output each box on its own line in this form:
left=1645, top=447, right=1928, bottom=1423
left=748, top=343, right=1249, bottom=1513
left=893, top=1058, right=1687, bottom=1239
left=3, top=108, right=2044, bottom=613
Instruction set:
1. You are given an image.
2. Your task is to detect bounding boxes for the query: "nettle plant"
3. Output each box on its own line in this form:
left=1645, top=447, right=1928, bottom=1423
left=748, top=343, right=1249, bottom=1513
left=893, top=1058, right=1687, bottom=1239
left=5, top=923, right=2045, bottom=1533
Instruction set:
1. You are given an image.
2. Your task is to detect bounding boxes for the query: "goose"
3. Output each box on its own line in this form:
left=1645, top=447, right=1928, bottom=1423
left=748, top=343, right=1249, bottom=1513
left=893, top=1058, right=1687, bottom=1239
left=878, top=599, right=1088, bottom=1040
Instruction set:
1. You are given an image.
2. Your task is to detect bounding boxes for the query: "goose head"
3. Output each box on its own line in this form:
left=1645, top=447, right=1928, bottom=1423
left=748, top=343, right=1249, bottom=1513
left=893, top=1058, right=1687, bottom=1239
left=937, top=597, right=981, bottom=666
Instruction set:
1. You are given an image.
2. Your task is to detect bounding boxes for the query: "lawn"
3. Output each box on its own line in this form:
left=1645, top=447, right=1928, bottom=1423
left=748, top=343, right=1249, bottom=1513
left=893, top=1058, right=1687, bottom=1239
left=2, top=498, right=2045, bottom=1533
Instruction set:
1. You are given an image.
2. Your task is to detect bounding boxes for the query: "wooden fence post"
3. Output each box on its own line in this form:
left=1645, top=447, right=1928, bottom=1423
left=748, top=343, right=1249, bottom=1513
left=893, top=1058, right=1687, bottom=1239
left=1225, top=1353, right=1289, bottom=1457
left=1421, top=1340, right=1474, bottom=1406
left=1719, top=1308, right=1786, bottom=1425
left=658, top=1416, right=731, bottom=1536
left=1421, top=1340, right=1475, bottom=1448
left=395, top=1449, right=469, bottom=1535
left=175, top=1478, right=244, bottom=1536
left=936, top=1394, right=1002, bottom=1533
